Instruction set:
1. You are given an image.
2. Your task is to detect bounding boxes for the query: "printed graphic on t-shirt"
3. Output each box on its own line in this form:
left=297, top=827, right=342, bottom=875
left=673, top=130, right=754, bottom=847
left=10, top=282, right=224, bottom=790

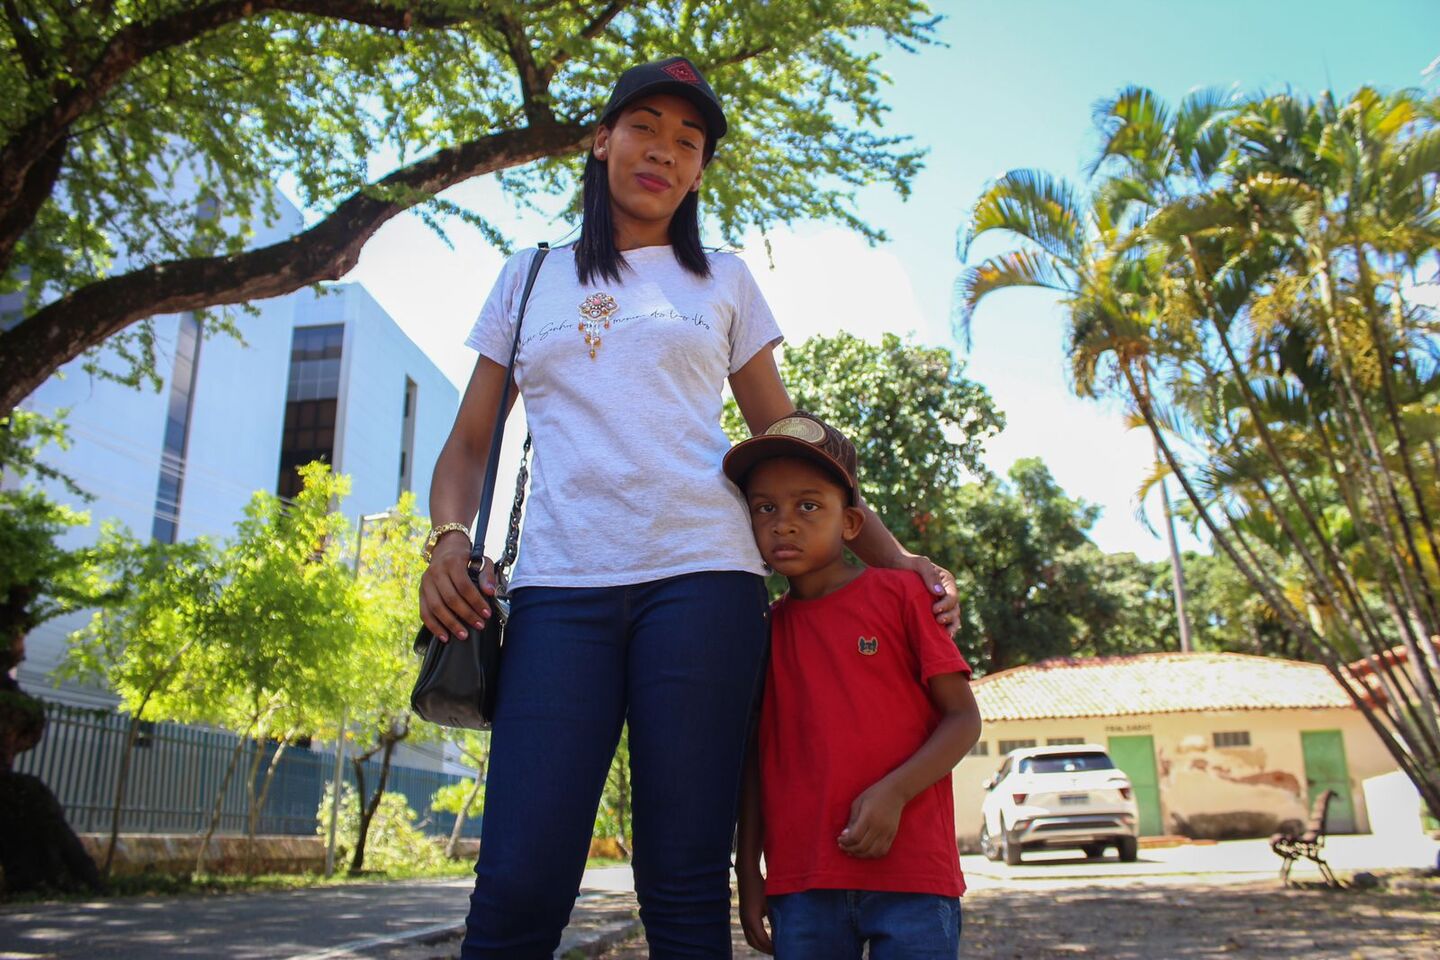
left=522, top=304, right=715, bottom=354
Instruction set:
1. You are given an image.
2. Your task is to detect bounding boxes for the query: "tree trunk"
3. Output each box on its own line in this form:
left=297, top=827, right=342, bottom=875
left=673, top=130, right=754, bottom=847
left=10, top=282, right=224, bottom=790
left=0, top=660, right=100, bottom=892
left=194, top=731, right=251, bottom=876
left=0, top=771, right=102, bottom=894
left=103, top=637, right=196, bottom=877
left=445, top=772, right=485, bottom=860
left=244, top=735, right=292, bottom=875
left=349, top=724, right=406, bottom=875
left=104, top=713, right=144, bottom=878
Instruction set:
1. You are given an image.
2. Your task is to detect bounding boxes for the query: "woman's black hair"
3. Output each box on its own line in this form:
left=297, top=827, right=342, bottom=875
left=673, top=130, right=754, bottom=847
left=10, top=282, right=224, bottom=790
left=574, top=118, right=712, bottom=285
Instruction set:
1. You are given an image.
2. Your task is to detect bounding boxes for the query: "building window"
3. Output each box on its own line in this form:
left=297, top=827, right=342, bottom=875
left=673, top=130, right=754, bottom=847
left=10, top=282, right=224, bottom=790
left=398, top=377, right=417, bottom=498
left=968, top=741, right=989, bottom=757
left=998, top=739, right=1037, bottom=755
left=278, top=324, right=343, bottom=499
left=1213, top=731, right=1251, bottom=748
left=153, top=313, right=203, bottom=543
left=1047, top=737, right=1085, bottom=746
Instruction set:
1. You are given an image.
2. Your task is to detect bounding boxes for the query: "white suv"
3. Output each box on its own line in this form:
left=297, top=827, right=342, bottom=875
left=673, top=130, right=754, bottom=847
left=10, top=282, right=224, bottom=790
left=979, top=744, right=1140, bottom=866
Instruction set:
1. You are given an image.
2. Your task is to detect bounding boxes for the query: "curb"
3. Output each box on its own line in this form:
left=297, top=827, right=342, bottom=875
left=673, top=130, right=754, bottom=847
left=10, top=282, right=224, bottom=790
left=560, top=916, right=645, bottom=959
left=385, top=915, right=644, bottom=960
left=367, top=895, right=643, bottom=960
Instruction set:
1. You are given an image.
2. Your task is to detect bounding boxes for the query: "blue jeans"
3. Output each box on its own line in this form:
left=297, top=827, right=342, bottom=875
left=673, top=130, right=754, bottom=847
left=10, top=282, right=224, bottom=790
left=769, top=889, right=963, bottom=960
left=461, top=571, right=770, bottom=959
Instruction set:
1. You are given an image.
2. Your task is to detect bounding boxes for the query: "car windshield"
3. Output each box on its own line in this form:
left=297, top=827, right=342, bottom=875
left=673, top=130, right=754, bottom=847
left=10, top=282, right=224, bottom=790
left=1018, top=752, right=1115, bottom=774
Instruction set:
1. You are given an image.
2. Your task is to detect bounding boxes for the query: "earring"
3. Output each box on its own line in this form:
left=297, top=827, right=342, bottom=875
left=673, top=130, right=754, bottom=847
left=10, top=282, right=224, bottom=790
left=596, top=148, right=607, bottom=159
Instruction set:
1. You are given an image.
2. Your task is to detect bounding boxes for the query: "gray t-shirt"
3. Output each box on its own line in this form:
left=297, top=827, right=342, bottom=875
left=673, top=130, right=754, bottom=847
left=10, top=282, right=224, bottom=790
left=465, top=244, right=782, bottom=589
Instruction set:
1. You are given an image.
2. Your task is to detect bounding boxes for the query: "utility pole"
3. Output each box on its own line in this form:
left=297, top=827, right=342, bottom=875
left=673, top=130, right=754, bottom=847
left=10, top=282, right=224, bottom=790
left=1157, top=446, right=1194, bottom=654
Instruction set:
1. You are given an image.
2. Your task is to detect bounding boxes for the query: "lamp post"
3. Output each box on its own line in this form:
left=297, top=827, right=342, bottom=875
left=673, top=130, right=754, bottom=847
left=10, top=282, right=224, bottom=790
left=325, top=510, right=395, bottom=878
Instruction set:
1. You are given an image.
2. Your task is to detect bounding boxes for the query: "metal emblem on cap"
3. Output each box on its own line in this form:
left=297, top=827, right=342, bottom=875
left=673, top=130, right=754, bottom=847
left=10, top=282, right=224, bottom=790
left=766, top=415, right=826, bottom=444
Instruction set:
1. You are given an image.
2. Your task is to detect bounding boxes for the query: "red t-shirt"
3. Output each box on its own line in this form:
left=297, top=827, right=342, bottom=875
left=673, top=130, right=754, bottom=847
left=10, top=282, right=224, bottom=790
left=759, top=567, right=972, bottom=897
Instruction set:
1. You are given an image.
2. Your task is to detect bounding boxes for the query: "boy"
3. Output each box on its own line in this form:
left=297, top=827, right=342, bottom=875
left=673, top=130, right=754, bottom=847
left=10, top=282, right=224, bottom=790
left=724, top=413, right=982, bottom=959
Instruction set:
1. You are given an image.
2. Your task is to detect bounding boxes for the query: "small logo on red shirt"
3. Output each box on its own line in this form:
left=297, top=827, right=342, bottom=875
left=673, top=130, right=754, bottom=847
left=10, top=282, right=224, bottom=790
left=662, top=61, right=701, bottom=84
left=858, top=636, right=879, bottom=656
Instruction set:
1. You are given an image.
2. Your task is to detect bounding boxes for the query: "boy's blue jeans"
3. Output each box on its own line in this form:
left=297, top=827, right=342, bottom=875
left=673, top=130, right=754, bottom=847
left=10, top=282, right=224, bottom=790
left=460, top=571, right=770, bottom=959
left=769, top=889, right=963, bottom=959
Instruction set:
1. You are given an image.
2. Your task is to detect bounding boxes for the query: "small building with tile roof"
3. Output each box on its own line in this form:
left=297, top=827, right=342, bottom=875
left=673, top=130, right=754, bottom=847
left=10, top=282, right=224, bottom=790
left=952, top=652, right=1399, bottom=848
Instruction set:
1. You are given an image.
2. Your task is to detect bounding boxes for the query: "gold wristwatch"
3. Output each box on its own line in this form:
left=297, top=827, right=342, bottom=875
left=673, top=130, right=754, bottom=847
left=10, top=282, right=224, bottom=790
left=422, top=522, right=471, bottom=562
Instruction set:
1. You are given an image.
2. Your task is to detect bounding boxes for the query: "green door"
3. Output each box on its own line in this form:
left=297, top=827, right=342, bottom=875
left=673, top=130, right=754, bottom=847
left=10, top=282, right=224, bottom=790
left=1301, top=730, right=1355, bottom=833
left=1108, top=735, right=1164, bottom=836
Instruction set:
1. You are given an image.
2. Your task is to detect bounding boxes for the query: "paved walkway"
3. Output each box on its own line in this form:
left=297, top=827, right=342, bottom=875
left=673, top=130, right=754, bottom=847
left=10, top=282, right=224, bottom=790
left=595, top=836, right=1440, bottom=959
left=0, top=869, right=637, bottom=960
left=4, top=838, right=1436, bottom=959
left=961, top=833, right=1440, bottom=888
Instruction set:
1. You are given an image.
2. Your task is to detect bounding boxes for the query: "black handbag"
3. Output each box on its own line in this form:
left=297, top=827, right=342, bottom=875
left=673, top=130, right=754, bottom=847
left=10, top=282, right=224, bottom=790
left=410, top=245, right=550, bottom=729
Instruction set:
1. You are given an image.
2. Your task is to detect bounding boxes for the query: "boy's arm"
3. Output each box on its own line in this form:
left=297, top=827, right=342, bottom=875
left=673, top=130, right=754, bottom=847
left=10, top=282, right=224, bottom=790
left=848, top=499, right=961, bottom=631
left=736, top=739, right=774, bottom=954
left=838, top=672, right=982, bottom=859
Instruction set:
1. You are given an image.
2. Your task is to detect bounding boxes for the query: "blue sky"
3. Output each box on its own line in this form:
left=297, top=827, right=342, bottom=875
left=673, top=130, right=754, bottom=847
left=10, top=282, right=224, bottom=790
left=337, top=0, right=1437, bottom=561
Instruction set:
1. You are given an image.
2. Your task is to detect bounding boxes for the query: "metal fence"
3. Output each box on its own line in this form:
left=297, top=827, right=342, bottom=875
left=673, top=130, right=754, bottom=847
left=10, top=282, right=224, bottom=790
left=15, top=700, right=482, bottom=839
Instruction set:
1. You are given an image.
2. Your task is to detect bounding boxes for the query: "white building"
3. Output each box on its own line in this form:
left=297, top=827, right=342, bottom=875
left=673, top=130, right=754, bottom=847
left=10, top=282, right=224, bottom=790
left=11, top=194, right=458, bottom=711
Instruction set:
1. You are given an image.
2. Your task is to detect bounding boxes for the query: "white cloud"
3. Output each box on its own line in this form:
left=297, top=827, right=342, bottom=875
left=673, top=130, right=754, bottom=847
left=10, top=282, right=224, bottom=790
left=735, top=225, right=945, bottom=348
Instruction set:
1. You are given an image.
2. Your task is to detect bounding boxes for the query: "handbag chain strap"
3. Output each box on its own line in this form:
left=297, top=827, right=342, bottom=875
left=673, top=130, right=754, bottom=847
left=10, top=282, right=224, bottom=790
left=494, top=431, right=531, bottom=591
left=471, top=243, right=548, bottom=580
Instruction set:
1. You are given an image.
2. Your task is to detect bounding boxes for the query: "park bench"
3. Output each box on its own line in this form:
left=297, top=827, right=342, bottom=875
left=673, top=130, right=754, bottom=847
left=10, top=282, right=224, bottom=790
left=1270, top=789, right=1339, bottom=887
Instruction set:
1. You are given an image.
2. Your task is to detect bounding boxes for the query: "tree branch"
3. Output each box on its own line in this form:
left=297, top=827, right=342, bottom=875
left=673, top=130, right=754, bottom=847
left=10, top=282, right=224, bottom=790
left=546, top=0, right=627, bottom=77
left=0, top=120, right=591, bottom=415
left=711, top=44, right=776, bottom=69
left=487, top=8, right=550, bottom=125
left=578, top=0, right=626, bottom=40
left=0, top=131, right=67, bottom=270
left=3, top=0, right=47, bottom=78
left=0, top=0, right=485, bottom=251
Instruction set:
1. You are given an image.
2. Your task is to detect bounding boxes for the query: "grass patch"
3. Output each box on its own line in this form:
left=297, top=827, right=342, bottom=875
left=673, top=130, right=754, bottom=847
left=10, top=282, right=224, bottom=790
left=585, top=857, right=630, bottom=869
left=2, top=858, right=475, bottom=905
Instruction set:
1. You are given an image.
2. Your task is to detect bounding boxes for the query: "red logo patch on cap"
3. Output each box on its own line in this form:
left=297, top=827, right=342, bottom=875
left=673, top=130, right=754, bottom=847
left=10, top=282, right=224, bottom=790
left=662, top=61, right=701, bottom=84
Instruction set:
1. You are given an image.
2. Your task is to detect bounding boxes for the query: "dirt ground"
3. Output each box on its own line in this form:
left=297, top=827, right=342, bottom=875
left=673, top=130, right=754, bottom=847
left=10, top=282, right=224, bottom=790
left=596, top=874, right=1440, bottom=959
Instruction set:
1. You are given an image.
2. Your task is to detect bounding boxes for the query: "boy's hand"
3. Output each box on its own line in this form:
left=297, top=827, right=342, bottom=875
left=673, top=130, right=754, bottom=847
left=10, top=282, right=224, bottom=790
left=737, top=868, right=774, bottom=954
left=838, top=780, right=905, bottom=858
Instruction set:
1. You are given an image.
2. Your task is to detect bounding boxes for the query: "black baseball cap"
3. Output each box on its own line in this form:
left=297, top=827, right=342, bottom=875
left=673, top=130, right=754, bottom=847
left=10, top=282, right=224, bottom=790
left=723, top=412, right=860, bottom=506
left=602, top=56, right=728, bottom=145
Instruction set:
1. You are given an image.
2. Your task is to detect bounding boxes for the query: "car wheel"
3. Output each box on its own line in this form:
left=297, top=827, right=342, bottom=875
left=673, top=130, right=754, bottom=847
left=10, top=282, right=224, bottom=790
left=1118, top=836, right=1138, bottom=862
left=979, top=823, right=1000, bottom=861
left=1082, top=843, right=1105, bottom=860
left=1002, top=821, right=1023, bottom=866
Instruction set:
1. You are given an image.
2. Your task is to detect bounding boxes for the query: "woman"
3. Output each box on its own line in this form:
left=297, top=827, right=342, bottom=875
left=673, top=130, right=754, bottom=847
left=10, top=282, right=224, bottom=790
left=420, top=56, right=958, bottom=959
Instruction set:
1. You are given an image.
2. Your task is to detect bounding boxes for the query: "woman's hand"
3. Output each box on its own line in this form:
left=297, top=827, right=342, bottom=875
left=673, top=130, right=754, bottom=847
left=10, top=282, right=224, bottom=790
left=419, top=538, right=497, bottom=642
left=898, top=554, right=960, bottom=633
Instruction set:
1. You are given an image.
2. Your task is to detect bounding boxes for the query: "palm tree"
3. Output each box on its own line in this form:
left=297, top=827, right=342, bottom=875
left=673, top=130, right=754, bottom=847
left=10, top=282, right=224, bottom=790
left=957, top=86, right=1440, bottom=819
